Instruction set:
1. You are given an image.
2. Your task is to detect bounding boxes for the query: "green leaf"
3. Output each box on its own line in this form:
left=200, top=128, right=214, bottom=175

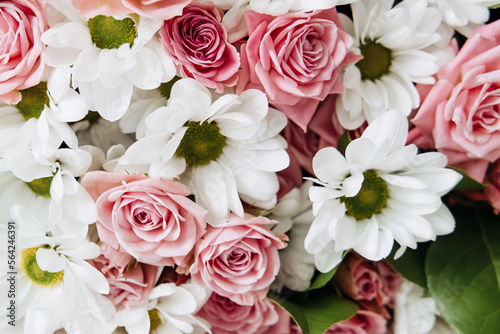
left=449, top=167, right=485, bottom=191
left=269, top=287, right=358, bottom=334
left=308, top=268, right=338, bottom=290
left=337, top=131, right=351, bottom=156
left=387, top=242, right=429, bottom=289
left=426, top=206, right=500, bottom=334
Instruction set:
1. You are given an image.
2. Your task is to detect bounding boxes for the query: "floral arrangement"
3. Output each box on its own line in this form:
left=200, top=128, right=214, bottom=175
left=1, top=0, right=500, bottom=334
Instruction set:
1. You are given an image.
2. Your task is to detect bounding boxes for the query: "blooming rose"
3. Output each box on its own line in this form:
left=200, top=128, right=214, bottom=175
left=326, top=310, right=387, bottom=334
left=0, top=0, right=47, bottom=104
left=72, top=0, right=190, bottom=20
left=190, top=213, right=287, bottom=305
left=93, top=243, right=159, bottom=307
left=237, top=8, right=356, bottom=130
left=196, top=293, right=280, bottom=334
left=412, top=19, right=500, bottom=182
left=159, top=3, right=240, bottom=93
left=81, top=171, right=207, bottom=268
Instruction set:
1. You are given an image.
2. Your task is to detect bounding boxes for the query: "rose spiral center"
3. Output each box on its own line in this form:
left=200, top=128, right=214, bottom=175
left=356, top=40, right=392, bottom=81
left=176, top=121, right=226, bottom=166
left=26, top=176, right=53, bottom=198
left=88, top=15, right=137, bottom=49
left=341, top=170, right=388, bottom=220
left=20, top=246, right=64, bottom=287
left=16, top=82, right=49, bottom=120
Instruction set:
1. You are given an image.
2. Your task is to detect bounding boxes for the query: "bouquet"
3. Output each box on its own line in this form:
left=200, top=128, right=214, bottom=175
left=1, top=0, right=500, bottom=333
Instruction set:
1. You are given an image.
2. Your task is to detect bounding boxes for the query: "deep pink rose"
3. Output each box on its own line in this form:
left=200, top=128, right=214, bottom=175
left=190, top=213, right=287, bottom=306
left=81, top=171, right=207, bottom=268
left=93, top=243, right=159, bottom=307
left=196, top=293, right=280, bottom=334
left=326, top=310, right=387, bottom=334
left=237, top=8, right=356, bottom=131
left=159, top=3, right=239, bottom=93
left=412, top=19, right=500, bottom=182
left=72, top=0, right=190, bottom=20
left=282, top=94, right=345, bottom=175
left=0, top=0, right=47, bottom=104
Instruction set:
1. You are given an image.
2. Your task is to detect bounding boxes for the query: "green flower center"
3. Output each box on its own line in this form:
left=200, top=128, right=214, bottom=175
left=16, top=82, right=49, bottom=120
left=176, top=121, right=226, bottom=166
left=88, top=15, right=137, bottom=49
left=158, top=77, right=181, bottom=99
left=356, top=40, right=392, bottom=81
left=148, top=309, right=162, bottom=333
left=341, top=170, right=389, bottom=220
left=20, top=246, right=64, bottom=287
left=26, top=176, right=53, bottom=198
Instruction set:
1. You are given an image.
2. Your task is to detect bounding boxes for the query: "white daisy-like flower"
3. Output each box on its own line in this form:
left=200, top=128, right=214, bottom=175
left=115, top=282, right=211, bottom=334
left=41, top=2, right=176, bottom=122
left=429, top=0, right=498, bottom=36
left=336, top=0, right=443, bottom=129
left=119, top=78, right=289, bottom=224
left=305, top=110, right=462, bottom=273
left=0, top=205, right=115, bottom=334
left=268, top=181, right=317, bottom=293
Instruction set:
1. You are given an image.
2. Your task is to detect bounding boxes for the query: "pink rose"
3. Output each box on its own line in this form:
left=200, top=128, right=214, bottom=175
left=81, top=171, right=207, bottom=268
left=484, top=160, right=500, bottom=214
left=326, top=310, right=387, bottom=334
left=237, top=8, right=356, bottom=131
left=282, top=94, right=345, bottom=175
left=196, top=293, right=280, bottom=334
left=72, top=0, right=190, bottom=20
left=412, top=19, right=500, bottom=182
left=159, top=3, right=239, bottom=93
left=0, top=0, right=47, bottom=104
left=93, top=243, right=159, bottom=307
left=190, top=213, right=287, bottom=306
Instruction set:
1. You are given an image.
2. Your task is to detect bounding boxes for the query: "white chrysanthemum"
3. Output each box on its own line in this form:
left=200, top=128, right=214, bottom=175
left=0, top=135, right=95, bottom=237
left=41, top=4, right=176, bottom=122
left=115, top=282, right=211, bottom=334
left=336, top=0, right=443, bottom=129
left=0, top=205, right=115, bottom=334
left=429, top=0, right=497, bottom=36
left=195, top=0, right=359, bottom=42
left=305, top=110, right=462, bottom=273
left=119, top=78, right=289, bottom=224
left=269, top=181, right=316, bottom=292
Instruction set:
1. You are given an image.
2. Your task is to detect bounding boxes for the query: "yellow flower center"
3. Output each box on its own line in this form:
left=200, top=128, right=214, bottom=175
left=26, top=176, right=53, bottom=198
left=148, top=309, right=162, bottom=333
left=356, top=40, right=393, bottom=81
left=16, top=82, right=49, bottom=120
left=20, top=246, right=64, bottom=287
left=88, top=15, right=137, bottom=49
left=176, top=121, right=226, bottom=165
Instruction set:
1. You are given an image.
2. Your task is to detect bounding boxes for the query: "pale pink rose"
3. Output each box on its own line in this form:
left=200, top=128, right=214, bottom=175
left=93, top=243, right=159, bottom=307
left=334, top=253, right=402, bottom=318
left=159, top=3, right=239, bottom=93
left=190, top=213, right=287, bottom=306
left=412, top=19, right=500, bottom=182
left=72, top=0, right=190, bottom=20
left=282, top=94, right=346, bottom=175
left=0, top=0, right=47, bottom=104
left=237, top=8, right=357, bottom=131
left=81, top=171, right=207, bottom=268
left=196, top=293, right=280, bottom=334
left=326, top=310, right=387, bottom=334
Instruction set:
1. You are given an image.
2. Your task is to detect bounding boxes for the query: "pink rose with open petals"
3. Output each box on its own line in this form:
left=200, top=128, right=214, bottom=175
left=412, top=19, right=500, bottom=182
left=237, top=8, right=356, bottom=130
left=0, top=0, right=47, bottom=104
left=93, top=243, right=159, bottom=308
left=190, top=213, right=287, bottom=306
left=72, top=0, right=190, bottom=20
left=196, top=293, right=280, bottom=334
left=81, top=171, right=207, bottom=269
left=159, top=3, right=239, bottom=93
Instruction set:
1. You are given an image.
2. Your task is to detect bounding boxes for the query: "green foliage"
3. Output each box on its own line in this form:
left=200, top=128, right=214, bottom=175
left=387, top=242, right=430, bottom=289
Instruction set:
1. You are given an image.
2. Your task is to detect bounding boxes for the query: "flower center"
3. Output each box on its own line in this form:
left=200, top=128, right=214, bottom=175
left=16, top=82, right=49, bottom=120
left=341, top=170, right=388, bottom=220
left=88, top=15, right=137, bottom=49
left=148, top=309, right=162, bottom=333
left=176, top=121, right=226, bottom=165
left=356, top=40, right=392, bottom=81
left=158, top=77, right=181, bottom=98
left=26, top=176, right=53, bottom=198
left=20, top=246, right=64, bottom=287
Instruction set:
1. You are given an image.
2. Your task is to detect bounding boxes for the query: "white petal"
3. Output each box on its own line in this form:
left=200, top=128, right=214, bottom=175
left=312, top=147, right=350, bottom=185
left=127, top=47, right=163, bottom=90
left=361, top=109, right=408, bottom=156
left=36, top=248, right=66, bottom=272
left=354, top=219, right=394, bottom=261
